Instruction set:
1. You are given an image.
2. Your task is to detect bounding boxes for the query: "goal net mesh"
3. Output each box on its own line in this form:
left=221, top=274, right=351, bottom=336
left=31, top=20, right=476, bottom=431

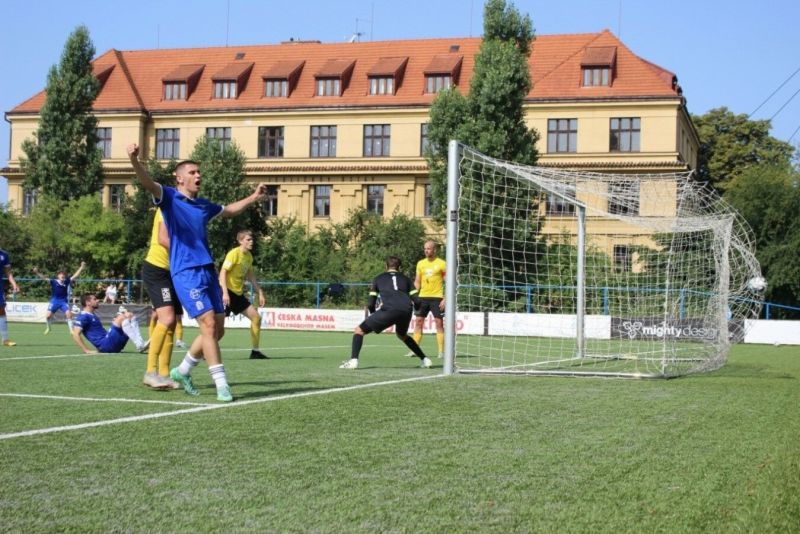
left=450, top=145, right=762, bottom=378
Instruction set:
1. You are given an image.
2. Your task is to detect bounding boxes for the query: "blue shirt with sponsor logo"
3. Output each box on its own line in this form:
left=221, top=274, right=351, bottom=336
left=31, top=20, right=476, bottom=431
left=154, top=185, right=224, bottom=274
left=75, top=311, right=109, bottom=349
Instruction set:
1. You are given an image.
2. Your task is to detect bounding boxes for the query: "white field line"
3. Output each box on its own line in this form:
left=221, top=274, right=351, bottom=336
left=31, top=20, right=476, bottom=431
left=0, top=374, right=444, bottom=441
left=0, top=344, right=357, bottom=362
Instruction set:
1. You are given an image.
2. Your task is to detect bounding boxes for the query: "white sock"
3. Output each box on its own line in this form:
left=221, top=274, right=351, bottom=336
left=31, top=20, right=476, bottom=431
left=0, top=317, right=7, bottom=341
left=121, top=318, right=146, bottom=348
left=178, top=354, right=200, bottom=376
left=66, top=319, right=74, bottom=331
left=209, top=364, right=229, bottom=389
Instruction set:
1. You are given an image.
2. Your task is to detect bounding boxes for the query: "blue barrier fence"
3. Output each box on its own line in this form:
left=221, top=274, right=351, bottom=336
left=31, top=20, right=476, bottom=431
left=9, top=277, right=799, bottom=319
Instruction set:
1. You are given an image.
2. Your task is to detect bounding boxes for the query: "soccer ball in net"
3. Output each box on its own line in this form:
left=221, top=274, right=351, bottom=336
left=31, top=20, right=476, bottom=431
left=747, top=276, right=767, bottom=292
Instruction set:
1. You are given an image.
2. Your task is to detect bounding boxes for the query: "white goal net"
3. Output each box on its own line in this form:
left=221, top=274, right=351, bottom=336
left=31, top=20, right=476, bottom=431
left=443, top=142, right=763, bottom=378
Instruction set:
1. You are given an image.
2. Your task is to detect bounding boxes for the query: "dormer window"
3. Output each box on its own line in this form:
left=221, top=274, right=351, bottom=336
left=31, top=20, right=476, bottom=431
left=164, top=82, right=187, bottom=100
left=162, top=64, right=204, bottom=101
left=315, top=59, right=355, bottom=97
left=263, top=60, right=305, bottom=98
left=424, top=54, right=463, bottom=94
left=211, top=62, right=253, bottom=100
left=367, top=57, right=408, bottom=96
left=581, top=46, right=616, bottom=87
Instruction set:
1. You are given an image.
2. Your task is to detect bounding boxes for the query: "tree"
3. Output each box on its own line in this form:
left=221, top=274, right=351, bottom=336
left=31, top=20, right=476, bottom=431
left=693, top=107, right=794, bottom=190
left=724, top=163, right=800, bottom=317
left=189, top=137, right=268, bottom=260
left=19, top=25, right=103, bottom=200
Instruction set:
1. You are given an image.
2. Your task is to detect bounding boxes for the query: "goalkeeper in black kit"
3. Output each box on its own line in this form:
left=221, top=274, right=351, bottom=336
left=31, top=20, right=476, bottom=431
left=339, top=256, right=433, bottom=370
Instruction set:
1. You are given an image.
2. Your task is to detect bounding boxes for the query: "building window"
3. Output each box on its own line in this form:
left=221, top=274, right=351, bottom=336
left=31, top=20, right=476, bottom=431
left=213, top=80, right=237, bottom=99
left=613, top=245, right=632, bottom=272
left=366, top=185, right=385, bottom=215
left=420, top=123, right=430, bottom=156
left=610, top=118, right=641, bottom=152
left=363, top=124, right=391, bottom=157
left=155, top=128, right=180, bottom=159
left=314, top=185, right=331, bottom=217
left=96, top=127, right=112, bottom=158
left=369, top=76, right=394, bottom=95
left=608, top=180, right=640, bottom=216
left=317, top=78, right=341, bottom=96
left=264, top=185, right=278, bottom=217
left=206, top=127, right=232, bottom=151
left=109, top=185, right=126, bottom=213
left=546, top=192, right=575, bottom=216
left=310, top=125, right=337, bottom=157
left=265, top=79, right=288, bottom=97
left=583, top=67, right=610, bottom=87
left=23, top=188, right=38, bottom=216
left=258, top=127, right=284, bottom=158
left=547, top=119, right=577, bottom=153
left=424, top=183, right=433, bottom=217
left=164, top=82, right=187, bottom=100
left=425, top=74, right=452, bottom=93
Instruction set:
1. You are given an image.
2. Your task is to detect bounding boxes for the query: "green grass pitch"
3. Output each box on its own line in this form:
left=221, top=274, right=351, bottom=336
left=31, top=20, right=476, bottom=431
left=0, top=322, right=797, bottom=531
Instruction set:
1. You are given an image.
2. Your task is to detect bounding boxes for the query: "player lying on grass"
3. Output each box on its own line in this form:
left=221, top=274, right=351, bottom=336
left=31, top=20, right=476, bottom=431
left=71, top=293, right=148, bottom=354
left=340, top=256, right=432, bottom=370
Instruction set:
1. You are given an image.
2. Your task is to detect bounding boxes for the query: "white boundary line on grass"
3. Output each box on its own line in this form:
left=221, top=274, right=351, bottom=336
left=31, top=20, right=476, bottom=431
left=0, top=374, right=444, bottom=441
left=0, top=393, right=204, bottom=406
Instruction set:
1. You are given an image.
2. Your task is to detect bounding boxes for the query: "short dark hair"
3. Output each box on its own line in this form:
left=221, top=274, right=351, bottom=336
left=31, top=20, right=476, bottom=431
left=80, top=293, right=95, bottom=307
left=175, top=160, right=199, bottom=173
left=386, top=256, right=401, bottom=270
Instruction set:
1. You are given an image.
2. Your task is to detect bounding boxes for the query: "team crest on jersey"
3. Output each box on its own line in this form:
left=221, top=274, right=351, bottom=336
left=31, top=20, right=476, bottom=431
left=161, top=287, right=172, bottom=302
left=189, top=288, right=201, bottom=300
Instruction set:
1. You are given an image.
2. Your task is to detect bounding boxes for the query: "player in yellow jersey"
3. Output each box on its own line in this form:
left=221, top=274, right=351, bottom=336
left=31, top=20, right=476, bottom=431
left=140, top=208, right=185, bottom=389
left=410, top=240, right=446, bottom=358
left=219, top=230, right=267, bottom=359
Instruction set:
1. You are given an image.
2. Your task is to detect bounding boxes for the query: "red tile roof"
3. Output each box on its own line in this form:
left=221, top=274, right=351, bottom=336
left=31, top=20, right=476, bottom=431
left=580, top=46, right=616, bottom=67
left=7, top=31, right=681, bottom=115
left=212, top=62, right=254, bottom=81
left=367, top=57, right=409, bottom=77
left=162, top=64, right=205, bottom=82
left=423, top=54, right=464, bottom=75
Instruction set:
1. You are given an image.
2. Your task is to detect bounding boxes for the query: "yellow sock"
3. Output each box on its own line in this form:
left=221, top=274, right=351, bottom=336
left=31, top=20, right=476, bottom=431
left=175, top=321, right=184, bottom=343
left=148, top=314, right=158, bottom=338
left=413, top=331, right=423, bottom=345
left=436, top=332, right=444, bottom=354
left=147, top=323, right=168, bottom=374
left=250, top=319, right=261, bottom=349
left=158, top=329, right=174, bottom=376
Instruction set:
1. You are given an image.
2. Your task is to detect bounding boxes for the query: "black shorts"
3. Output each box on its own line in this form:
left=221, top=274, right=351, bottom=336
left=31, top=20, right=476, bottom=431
left=142, top=261, right=183, bottom=314
left=414, top=297, right=444, bottom=319
left=225, top=290, right=252, bottom=316
left=360, top=308, right=412, bottom=336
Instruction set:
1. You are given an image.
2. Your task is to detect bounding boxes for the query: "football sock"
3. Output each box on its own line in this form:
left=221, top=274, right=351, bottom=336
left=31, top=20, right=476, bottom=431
left=436, top=332, right=444, bottom=354
left=413, top=331, right=423, bottom=345
left=175, top=320, right=184, bottom=343
left=148, top=314, right=157, bottom=338
left=0, top=317, right=8, bottom=341
left=158, top=329, right=174, bottom=376
left=178, top=353, right=200, bottom=376
left=401, top=335, right=426, bottom=359
left=66, top=319, right=74, bottom=331
left=121, top=318, right=146, bottom=348
left=147, top=323, right=168, bottom=374
left=209, top=364, right=229, bottom=389
left=351, top=334, right=364, bottom=359
left=250, top=318, right=261, bottom=350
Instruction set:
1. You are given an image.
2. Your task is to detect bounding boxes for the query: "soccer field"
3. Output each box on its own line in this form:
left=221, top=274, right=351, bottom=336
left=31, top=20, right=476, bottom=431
left=0, top=323, right=797, bottom=532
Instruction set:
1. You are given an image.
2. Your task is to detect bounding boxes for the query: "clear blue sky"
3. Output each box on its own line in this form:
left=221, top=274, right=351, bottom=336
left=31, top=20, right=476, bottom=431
left=2, top=0, right=798, bottom=203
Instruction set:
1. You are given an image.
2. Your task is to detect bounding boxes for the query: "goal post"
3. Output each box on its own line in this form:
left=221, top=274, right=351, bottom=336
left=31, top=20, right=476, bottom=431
left=444, top=141, right=763, bottom=378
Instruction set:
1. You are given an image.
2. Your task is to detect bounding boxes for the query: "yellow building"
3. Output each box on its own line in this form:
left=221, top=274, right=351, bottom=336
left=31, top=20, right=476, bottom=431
left=2, top=31, right=697, bottom=257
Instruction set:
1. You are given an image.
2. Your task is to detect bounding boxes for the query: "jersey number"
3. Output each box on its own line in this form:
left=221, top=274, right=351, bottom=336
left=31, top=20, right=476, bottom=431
left=391, top=275, right=398, bottom=290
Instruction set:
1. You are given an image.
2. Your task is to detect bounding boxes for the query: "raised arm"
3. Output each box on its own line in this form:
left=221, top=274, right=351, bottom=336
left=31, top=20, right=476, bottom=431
left=31, top=267, right=50, bottom=282
left=221, top=184, right=268, bottom=218
left=127, top=143, right=162, bottom=199
left=71, top=261, right=87, bottom=281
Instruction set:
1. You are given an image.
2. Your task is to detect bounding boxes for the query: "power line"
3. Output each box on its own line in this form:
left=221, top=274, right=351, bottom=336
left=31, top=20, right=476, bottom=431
left=769, top=85, right=800, bottom=121
left=749, top=65, right=800, bottom=117
left=788, top=124, right=800, bottom=144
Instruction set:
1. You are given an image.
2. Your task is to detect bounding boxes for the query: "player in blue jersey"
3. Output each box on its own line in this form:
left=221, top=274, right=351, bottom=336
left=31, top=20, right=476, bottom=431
left=0, top=249, right=21, bottom=346
left=128, top=142, right=268, bottom=402
left=33, top=261, right=86, bottom=334
left=339, top=256, right=432, bottom=370
left=71, top=293, right=148, bottom=354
